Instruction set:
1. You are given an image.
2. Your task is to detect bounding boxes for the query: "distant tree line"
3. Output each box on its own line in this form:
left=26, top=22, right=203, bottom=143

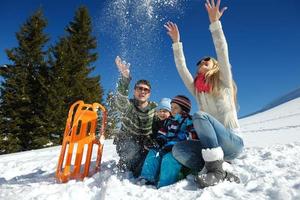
left=0, top=6, right=118, bottom=154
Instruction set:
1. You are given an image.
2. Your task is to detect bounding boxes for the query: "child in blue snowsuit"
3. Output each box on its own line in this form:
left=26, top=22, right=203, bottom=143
left=140, top=95, right=197, bottom=188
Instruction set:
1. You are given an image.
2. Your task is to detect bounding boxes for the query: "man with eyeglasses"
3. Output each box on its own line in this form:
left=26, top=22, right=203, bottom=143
left=113, top=56, right=159, bottom=177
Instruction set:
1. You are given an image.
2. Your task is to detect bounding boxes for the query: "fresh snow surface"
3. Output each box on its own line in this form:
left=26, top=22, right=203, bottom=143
left=240, top=98, right=300, bottom=147
left=1, top=98, right=300, bottom=200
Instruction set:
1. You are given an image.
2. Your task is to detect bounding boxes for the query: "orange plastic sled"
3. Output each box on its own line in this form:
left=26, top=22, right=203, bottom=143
left=56, top=100, right=107, bottom=183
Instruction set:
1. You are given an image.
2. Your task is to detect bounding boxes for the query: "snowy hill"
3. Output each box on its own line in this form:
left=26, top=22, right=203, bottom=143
left=1, top=98, right=300, bottom=200
left=240, top=97, right=300, bottom=147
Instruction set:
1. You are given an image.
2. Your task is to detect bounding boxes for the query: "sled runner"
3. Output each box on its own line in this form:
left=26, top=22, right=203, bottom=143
left=56, top=100, right=107, bottom=183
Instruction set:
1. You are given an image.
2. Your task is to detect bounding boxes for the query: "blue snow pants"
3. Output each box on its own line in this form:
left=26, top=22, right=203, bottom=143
left=140, top=149, right=182, bottom=188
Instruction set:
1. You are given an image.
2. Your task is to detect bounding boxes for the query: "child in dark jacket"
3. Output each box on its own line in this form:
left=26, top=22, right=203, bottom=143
left=139, top=95, right=197, bottom=188
left=152, top=98, right=172, bottom=135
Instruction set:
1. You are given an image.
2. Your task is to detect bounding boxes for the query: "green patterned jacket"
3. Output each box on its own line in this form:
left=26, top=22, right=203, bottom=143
left=114, top=76, right=158, bottom=143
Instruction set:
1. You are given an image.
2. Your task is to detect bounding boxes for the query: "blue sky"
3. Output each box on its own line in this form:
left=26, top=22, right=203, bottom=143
left=1, top=0, right=300, bottom=117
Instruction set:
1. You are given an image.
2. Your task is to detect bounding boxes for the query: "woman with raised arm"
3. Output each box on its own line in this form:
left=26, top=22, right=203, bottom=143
left=164, top=0, right=244, bottom=188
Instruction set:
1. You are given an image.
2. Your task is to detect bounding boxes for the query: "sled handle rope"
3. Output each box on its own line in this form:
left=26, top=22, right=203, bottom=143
left=56, top=100, right=107, bottom=183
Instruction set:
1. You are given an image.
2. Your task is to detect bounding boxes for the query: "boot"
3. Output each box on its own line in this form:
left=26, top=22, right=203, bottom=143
left=196, top=147, right=240, bottom=188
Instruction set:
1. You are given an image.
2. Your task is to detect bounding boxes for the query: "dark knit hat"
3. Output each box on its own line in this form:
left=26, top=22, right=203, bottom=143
left=171, top=95, right=191, bottom=113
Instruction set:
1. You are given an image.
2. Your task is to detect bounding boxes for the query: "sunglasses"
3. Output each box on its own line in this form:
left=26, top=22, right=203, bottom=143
left=135, top=86, right=151, bottom=93
left=196, top=57, right=211, bottom=66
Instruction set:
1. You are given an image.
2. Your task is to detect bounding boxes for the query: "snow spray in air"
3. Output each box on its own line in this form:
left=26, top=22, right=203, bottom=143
left=96, top=0, right=187, bottom=80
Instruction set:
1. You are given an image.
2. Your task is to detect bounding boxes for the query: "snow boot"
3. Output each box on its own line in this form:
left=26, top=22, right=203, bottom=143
left=196, top=147, right=240, bottom=188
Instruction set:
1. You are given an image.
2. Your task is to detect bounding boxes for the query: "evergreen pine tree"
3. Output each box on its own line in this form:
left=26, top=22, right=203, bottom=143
left=47, top=6, right=103, bottom=144
left=0, top=10, right=50, bottom=153
left=104, top=90, right=120, bottom=139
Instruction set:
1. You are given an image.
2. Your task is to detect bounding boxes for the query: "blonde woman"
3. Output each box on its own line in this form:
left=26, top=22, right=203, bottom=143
left=165, top=0, right=244, bottom=187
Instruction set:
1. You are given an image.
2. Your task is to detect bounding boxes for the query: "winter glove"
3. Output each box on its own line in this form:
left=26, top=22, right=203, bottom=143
left=143, top=138, right=160, bottom=150
left=162, top=145, right=173, bottom=153
left=156, top=135, right=167, bottom=147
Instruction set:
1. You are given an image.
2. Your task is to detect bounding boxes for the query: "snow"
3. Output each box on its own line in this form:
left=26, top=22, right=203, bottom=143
left=240, top=98, right=300, bottom=147
left=1, top=98, right=300, bottom=199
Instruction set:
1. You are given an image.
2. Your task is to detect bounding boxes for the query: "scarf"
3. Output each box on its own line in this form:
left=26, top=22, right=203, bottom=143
left=194, top=72, right=211, bottom=93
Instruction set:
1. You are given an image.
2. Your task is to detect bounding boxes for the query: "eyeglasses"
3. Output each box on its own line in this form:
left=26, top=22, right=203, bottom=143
left=135, top=86, right=150, bottom=94
left=196, top=57, right=211, bottom=66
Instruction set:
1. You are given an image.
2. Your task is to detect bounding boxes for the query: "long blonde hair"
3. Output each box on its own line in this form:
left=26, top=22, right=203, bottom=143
left=201, top=57, right=239, bottom=110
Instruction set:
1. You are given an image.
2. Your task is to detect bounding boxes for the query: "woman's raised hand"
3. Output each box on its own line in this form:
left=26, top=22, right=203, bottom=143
left=115, top=56, right=130, bottom=78
left=164, top=21, right=180, bottom=43
left=205, top=0, right=227, bottom=23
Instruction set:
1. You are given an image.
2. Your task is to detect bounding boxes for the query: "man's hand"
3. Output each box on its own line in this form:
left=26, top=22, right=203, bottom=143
left=205, top=0, right=227, bottom=23
left=115, top=56, right=130, bottom=78
left=164, top=21, right=180, bottom=43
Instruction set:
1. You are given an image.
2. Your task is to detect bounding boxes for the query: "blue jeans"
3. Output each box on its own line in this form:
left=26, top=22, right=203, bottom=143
left=172, top=111, right=244, bottom=171
left=140, top=149, right=182, bottom=188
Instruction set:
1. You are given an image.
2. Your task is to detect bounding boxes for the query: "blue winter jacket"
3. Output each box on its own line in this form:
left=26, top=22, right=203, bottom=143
left=154, top=113, right=197, bottom=153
